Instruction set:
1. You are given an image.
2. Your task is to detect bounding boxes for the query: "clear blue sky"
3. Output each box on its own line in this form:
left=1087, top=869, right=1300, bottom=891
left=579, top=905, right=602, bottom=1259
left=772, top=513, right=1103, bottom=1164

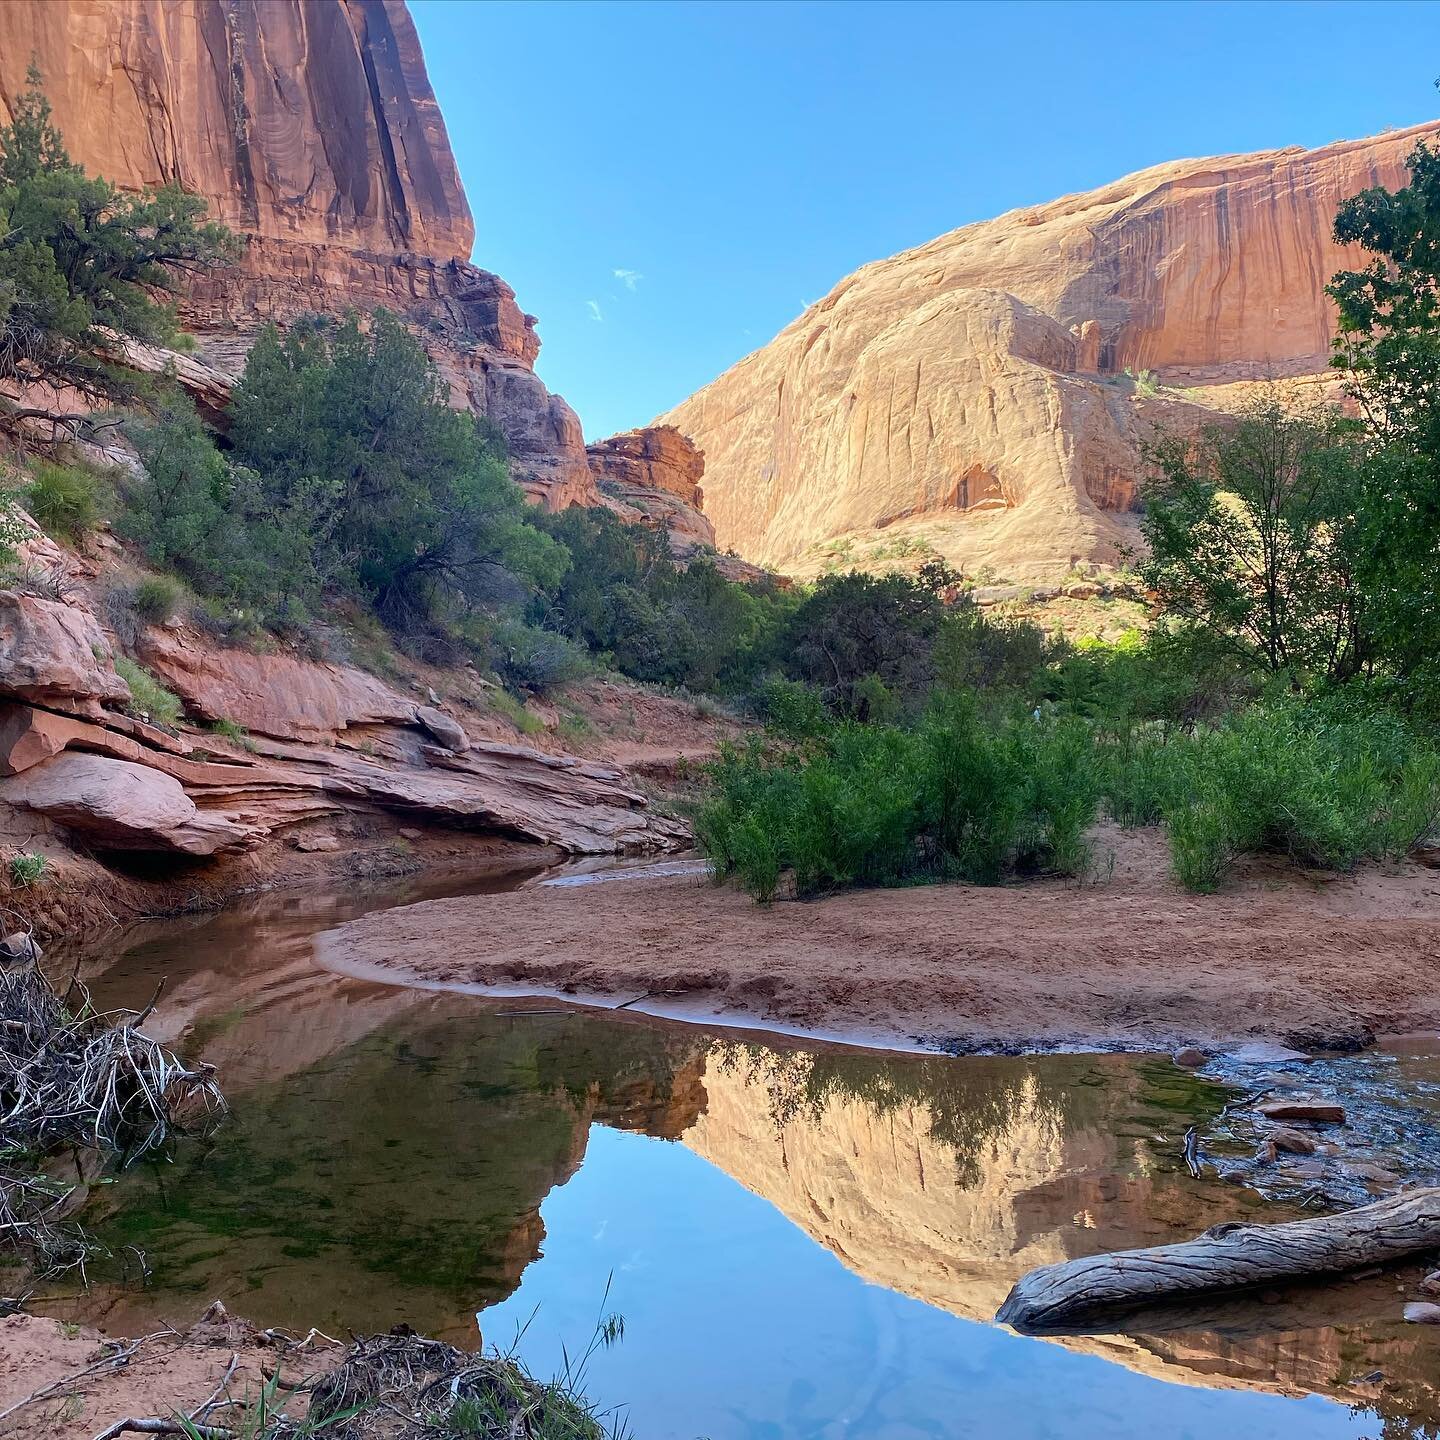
left=412, top=0, right=1440, bottom=442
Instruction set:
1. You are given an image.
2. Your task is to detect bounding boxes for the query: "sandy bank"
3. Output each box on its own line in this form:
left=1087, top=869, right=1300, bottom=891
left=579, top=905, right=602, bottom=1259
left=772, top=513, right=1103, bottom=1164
left=316, top=827, right=1440, bottom=1054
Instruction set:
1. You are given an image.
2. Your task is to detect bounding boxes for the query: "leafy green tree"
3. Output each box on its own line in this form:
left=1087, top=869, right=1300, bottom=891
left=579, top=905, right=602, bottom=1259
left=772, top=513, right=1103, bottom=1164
left=227, top=311, right=565, bottom=627
left=0, top=67, right=234, bottom=415
left=1138, top=402, right=1365, bottom=682
left=1328, top=137, right=1440, bottom=694
left=531, top=505, right=792, bottom=691
left=778, top=560, right=959, bottom=716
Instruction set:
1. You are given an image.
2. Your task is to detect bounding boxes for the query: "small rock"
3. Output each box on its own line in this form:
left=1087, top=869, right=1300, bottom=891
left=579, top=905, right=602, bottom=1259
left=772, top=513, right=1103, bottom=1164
left=397, top=827, right=423, bottom=840
left=427, top=688, right=443, bottom=706
left=1417, top=1270, right=1440, bottom=1297
left=1346, top=1162, right=1399, bottom=1188
left=1173, top=1047, right=1208, bottom=1068
left=1257, top=1100, right=1346, bottom=1124
left=1404, top=1302, right=1440, bottom=1324
left=1270, top=1126, right=1318, bottom=1155
left=293, top=833, right=340, bottom=853
left=415, top=705, right=468, bottom=754
left=0, top=932, right=40, bottom=963
left=1256, top=1139, right=1278, bottom=1164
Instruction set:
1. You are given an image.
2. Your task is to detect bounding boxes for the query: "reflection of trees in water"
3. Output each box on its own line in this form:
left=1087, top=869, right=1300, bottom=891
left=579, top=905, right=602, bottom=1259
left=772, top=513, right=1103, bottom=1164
left=709, top=1041, right=1118, bottom=1188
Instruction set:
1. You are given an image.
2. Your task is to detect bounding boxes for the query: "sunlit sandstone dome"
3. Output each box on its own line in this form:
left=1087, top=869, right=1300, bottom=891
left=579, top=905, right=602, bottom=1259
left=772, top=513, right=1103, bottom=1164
left=661, top=123, right=1438, bottom=582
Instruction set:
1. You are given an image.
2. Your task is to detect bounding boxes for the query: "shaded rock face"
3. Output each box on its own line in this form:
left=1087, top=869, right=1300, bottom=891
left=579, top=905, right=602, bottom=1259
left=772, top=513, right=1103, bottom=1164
left=587, top=425, right=717, bottom=553
left=0, top=0, right=592, bottom=508
left=662, top=123, right=1437, bottom=581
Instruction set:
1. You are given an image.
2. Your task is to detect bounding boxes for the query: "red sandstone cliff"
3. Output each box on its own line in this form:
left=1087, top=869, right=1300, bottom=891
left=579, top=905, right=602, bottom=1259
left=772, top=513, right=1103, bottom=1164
left=662, top=123, right=1440, bottom=581
left=0, top=0, right=593, bottom=507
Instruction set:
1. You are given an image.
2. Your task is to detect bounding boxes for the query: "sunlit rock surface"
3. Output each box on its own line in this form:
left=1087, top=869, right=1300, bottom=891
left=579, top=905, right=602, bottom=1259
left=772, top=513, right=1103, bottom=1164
left=662, top=123, right=1436, bottom=580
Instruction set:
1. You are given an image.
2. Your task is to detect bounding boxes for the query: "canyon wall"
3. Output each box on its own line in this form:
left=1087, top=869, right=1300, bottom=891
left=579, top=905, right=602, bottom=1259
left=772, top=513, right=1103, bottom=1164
left=662, top=123, right=1437, bottom=581
left=0, top=0, right=594, bottom=507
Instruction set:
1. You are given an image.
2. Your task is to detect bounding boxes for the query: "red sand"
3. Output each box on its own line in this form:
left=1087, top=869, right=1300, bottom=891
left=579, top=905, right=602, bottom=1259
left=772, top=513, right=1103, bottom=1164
left=317, top=827, right=1440, bottom=1054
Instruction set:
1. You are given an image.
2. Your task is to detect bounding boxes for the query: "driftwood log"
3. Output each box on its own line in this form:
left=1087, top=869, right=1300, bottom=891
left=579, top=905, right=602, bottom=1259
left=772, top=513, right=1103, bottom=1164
left=996, top=1187, right=1440, bottom=1334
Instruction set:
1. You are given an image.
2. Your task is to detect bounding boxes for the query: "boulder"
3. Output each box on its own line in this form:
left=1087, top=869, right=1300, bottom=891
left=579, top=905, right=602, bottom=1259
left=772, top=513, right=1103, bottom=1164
left=0, top=752, right=253, bottom=855
left=1257, top=1100, right=1346, bottom=1125
left=1404, top=1302, right=1440, bottom=1325
left=1269, top=1126, right=1318, bottom=1155
left=0, top=591, right=129, bottom=716
left=1172, top=1047, right=1207, bottom=1068
left=140, top=629, right=417, bottom=742
left=415, top=705, right=469, bottom=754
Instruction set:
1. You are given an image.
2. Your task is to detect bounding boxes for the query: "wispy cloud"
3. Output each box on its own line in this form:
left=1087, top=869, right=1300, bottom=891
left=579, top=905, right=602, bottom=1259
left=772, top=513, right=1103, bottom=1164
left=613, top=268, right=643, bottom=291
left=586, top=299, right=604, bottom=322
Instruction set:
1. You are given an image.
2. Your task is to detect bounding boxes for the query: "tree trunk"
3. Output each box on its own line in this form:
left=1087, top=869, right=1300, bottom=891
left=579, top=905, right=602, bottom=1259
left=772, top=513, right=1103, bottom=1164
left=996, top=1187, right=1440, bottom=1334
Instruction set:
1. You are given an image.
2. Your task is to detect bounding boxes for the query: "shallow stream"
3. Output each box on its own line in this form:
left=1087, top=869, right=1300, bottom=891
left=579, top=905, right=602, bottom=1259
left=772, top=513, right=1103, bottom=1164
left=31, top=864, right=1440, bottom=1439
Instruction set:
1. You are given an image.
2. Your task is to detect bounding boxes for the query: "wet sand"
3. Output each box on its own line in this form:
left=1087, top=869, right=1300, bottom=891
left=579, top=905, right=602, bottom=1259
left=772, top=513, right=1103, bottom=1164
left=316, top=826, right=1440, bottom=1054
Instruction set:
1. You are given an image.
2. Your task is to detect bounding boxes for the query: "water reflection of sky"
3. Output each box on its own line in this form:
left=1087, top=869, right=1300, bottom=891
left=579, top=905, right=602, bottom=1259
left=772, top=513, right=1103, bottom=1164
left=484, top=1128, right=1363, bottom=1440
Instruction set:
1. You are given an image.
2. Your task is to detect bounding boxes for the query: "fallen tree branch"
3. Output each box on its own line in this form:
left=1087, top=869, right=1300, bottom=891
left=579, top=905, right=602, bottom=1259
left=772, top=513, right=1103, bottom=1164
left=91, top=1419, right=234, bottom=1440
left=996, top=1186, right=1440, bottom=1334
left=0, top=1328, right=178, bottom=1426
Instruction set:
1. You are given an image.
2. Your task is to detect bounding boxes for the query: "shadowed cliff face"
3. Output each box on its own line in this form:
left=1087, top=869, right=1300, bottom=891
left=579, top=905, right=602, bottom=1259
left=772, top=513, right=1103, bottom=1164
left=662, top=123, right=1437, bottom=581
left=0, top=0, right=470, bottom=257
left=0, top=0, right=599, bottom=507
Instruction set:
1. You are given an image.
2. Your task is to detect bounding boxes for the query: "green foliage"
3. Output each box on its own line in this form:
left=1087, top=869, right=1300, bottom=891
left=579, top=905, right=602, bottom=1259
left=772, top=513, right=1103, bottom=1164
left=227, top=312, right=564, bottom=628
left=488, top=686, right=546, bottom=736
left=490, top=618, right=589, bottom=696
left=532, top=505, right=791, bottom=692
left=114, top=656, right=183, bottom=728
left=23, top=457, right=109, bottom=540
left=120, top=313, right=564, bottom=636
left=696, top=700, right=1101, bottom=902
left=132, top=574, right=183, bottom=624
left=0, top=67, right=234, bottom=406
left=1139, top=402, right=1366, bottom=681
left=777, top=560, right=956, bottom=716
left=8, top=852, right=47, bottom=888
left=1095, top=703, right=1440, bottom=891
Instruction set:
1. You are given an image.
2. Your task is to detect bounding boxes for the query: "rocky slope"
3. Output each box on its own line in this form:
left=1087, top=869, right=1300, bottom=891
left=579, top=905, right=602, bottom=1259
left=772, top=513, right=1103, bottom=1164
left=662, top=122, right=1437, bottom=581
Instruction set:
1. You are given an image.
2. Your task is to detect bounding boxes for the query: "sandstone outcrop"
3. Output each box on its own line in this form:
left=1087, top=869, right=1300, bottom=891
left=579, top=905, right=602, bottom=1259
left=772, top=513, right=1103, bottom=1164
left=1, top=752, right=253, bottom=855
left=0, top=0, right=594, bottom=509
left=0, top=581, right=685, bottom=860
left=662, top=123, right=1439, bottom=581
left=587, top=426, right=716, bottom=553
left=0, top=591, right=130, bottom=718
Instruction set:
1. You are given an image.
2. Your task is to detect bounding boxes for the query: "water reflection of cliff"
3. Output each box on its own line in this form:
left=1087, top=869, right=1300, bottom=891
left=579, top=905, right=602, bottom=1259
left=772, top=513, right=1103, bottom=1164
left=54, top=892, right=1440, bottom=1431
left=686, top=1044, right=1440, bottom=1426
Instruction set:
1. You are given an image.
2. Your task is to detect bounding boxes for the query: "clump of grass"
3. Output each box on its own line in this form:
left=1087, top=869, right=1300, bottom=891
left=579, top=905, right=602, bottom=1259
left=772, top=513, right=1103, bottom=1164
left=23, top=457, right=111, bottom=542
left=1095, top=703, right=1440, bottom=891
left=132, top=574, right=184, bottom=624
left=489, top=687, right=546, bottom=737
left=8, top=852, right=47, bottom=888
left=209, top=716, right=256, bottom=751
left=115, top=655, right=184, bottom=728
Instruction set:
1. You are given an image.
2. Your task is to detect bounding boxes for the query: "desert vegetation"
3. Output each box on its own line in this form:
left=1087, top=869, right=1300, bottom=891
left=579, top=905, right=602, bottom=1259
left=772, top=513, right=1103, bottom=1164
left=697, top=135, right=1440, bottom=900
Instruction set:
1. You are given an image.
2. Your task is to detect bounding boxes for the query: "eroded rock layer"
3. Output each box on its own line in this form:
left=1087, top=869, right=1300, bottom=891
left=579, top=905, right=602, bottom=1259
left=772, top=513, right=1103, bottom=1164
left=0, top=0, right=593, bottom=507
left=662, top=123, right=1438, bottom=580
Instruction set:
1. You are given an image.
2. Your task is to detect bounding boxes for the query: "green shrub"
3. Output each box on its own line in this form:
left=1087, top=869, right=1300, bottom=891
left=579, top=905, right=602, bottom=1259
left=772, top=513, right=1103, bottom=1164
left=697, top=701, right=1101, bottom=902
left=490, top=619, right=588, bottom=696
left=1156, top=704, right=1440, bottom=889
left=488, top=687, right=545, bottom=736
left=132, top=574, right=183, bottom=624
left=114, top=656, right=183, bottom=728
left=24, top=458, right=109, bottom=541
left=8, top=851, right=47, bottom=887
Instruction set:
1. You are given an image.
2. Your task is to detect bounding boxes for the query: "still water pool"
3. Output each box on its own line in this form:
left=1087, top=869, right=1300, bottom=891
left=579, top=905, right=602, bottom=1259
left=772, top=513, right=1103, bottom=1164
left=37, top=869, right=1440, bottom=1439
